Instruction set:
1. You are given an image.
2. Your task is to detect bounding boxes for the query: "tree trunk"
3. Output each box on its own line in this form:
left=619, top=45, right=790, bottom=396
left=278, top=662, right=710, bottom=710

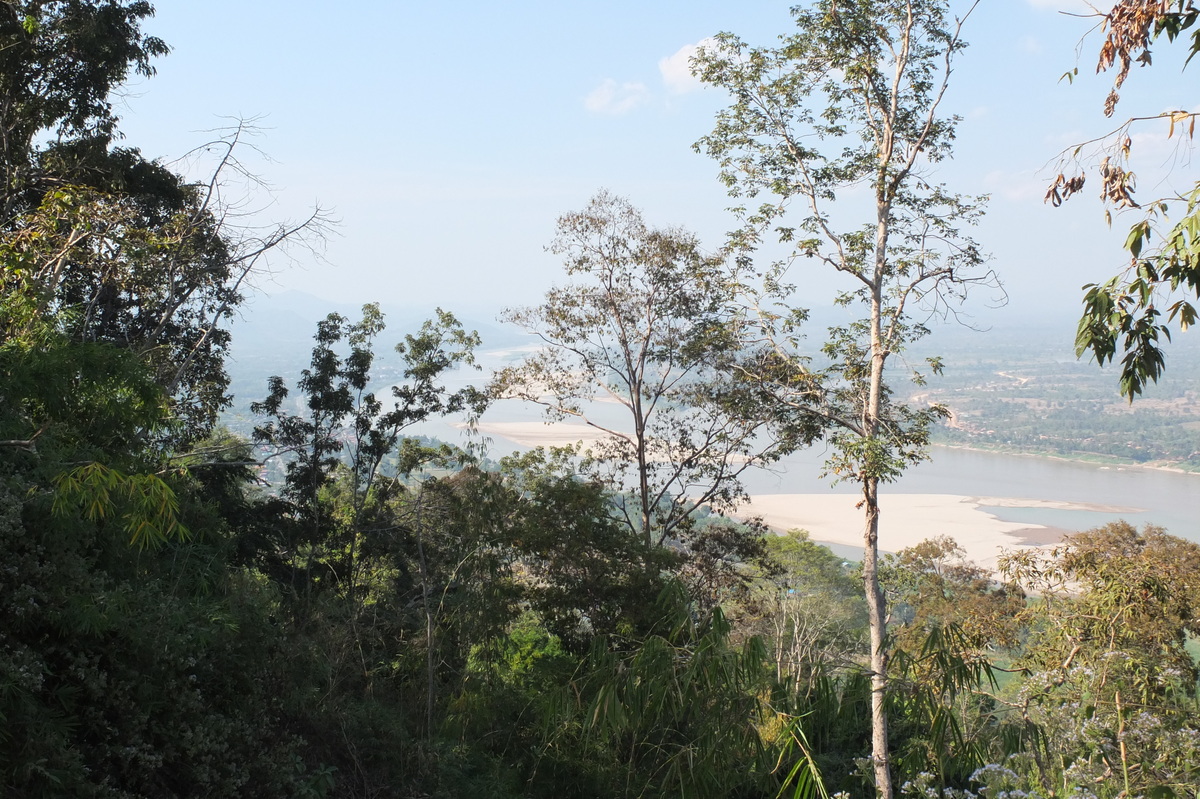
left=415, top=494, right=435, bottom=736
left=866, top=225, right=893, bottom=798
left=862, top=474, right=892, bottom=799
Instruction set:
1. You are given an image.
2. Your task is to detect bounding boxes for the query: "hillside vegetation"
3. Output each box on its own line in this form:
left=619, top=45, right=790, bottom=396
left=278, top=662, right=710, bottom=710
left=2, top=3, right=1199, bottom=799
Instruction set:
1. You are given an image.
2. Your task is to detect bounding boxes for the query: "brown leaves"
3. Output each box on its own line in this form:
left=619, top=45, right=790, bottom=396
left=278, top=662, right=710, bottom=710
left=1045, top=173, right=1086, bottom=206
left=1099, top=156, right=1140, bottom=208
left=1167, top=109, right=1197, bottom=138
left=1096, top=0, right=1172, bottom=115
left=1104, top=89, right=1121, bottom=117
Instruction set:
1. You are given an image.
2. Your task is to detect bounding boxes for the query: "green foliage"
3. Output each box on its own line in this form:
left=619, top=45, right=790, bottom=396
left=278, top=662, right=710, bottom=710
left=765, top=529, right=859, bottom=597
left=253, top=303, right=483, bottom=515
left=0, top=0, right=168, bottom=217
left=443, top=615, right=577, bottom=794
left=888, top=623, right=1003, bottom=792
left=1002, top=521, right=1200, bottom=701
left=0, top=477, right=325, bottom=798
left=751, top=530, right=867, bottom=682
left=0, top=335, right=169, bottom=463
left=1060, top=1, right=1200, bottom=399
left=540, top=584, right=815, bottom=799
left=0, top=146, right=280, bottom=439
left=250, top=303, right=485, bottom=606
left=0, top=19, right=258, bottom=438
left=1077, top=187, right=1200, bottom=400
left=52, top=461, right=189, bottom=548
left=884, top=536, right=1024, bottom=650
left=498, top=448, right=669, bottom=650
left=993, top=521, right=1200, bottom=797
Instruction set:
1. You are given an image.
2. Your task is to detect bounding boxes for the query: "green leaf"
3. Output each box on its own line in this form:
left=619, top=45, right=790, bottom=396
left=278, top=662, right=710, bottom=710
left=1125, top=221, right=1149, bottom=258
left=51, top=462, right=189, bottom=549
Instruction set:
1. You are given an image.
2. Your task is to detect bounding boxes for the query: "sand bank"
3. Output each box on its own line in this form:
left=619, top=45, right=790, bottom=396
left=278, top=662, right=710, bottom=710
left=969, top=496, right=1143, bottom=514
left=474, top=421, right=1072, bottom=568
left=737, top=493, right=1063, bottom=569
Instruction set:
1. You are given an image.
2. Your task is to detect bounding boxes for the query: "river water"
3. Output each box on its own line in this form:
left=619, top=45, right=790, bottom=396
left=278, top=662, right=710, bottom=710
left=741, top=443, right=1200, bottom=543
left=463, top=413, right=1199, bottom=546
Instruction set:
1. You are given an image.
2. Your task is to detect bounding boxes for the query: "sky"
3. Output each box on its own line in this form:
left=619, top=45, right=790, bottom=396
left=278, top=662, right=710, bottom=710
left=112, top=1, right=1198, bottom=328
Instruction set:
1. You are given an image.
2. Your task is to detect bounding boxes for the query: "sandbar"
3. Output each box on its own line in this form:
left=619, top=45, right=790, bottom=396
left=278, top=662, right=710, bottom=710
left=968, top=496, right=1143, bottom=514
left=475, top=421, right=1069, bottom=568
left=737, top=493, right=1059, bottom=569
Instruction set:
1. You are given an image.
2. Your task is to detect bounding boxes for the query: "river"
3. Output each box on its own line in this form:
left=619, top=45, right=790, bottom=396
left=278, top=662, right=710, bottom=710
left=432, top=345, right=1200, bottom=548
left=741, top=443, right=1199, bottom=543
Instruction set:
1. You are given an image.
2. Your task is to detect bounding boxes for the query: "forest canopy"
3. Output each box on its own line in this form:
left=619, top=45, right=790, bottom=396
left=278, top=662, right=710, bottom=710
left=1, top=3, right=1198, bottom=799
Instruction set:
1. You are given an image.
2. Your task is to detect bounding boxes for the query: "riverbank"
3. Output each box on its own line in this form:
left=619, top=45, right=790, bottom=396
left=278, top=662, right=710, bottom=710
left=736, top=493, right=1083, bottom=569
left=475, top=421, right=1200, bottom=476
left=473, top=421, right=1194, bottom=561
left=933, top=441, right=1200, bottom=476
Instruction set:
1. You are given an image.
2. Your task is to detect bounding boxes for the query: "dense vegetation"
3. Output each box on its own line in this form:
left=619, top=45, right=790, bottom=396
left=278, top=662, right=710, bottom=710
left=2, top=2, right=1199, bottom=799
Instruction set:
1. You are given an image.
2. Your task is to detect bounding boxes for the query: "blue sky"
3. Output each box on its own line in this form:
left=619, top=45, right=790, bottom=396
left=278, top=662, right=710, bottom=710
left=114, top=1, right=1197, bottom=326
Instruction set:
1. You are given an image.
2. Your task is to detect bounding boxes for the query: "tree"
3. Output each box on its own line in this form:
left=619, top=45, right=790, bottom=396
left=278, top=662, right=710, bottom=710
left=251, top=303, right=486, bottom=604
left=1001, top=522, right=1200, bottom=702
left=0, top=0, right=326, bottom=439
left=999, top=522, right=1200, bottom=796
left=693, top=3, right=992, bottom=796
left=0, top=124, right=330, bottom=440
left=1052, top=1, right=1200, bottom=399
left=495, top=447, right=669, bottom=651
left=752, top=530, right=866, bottom=684
left=0, top=0, right=315, bottom=582
left=884, top=535, right=1023, bottom=652
left=493, top=191, right=806, bottom=550
left=0, top=0, right=168, bottom=219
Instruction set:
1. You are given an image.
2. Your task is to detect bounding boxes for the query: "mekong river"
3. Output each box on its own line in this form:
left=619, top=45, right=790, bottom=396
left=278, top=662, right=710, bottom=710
left=742, top=443, right=1200, bottom=545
